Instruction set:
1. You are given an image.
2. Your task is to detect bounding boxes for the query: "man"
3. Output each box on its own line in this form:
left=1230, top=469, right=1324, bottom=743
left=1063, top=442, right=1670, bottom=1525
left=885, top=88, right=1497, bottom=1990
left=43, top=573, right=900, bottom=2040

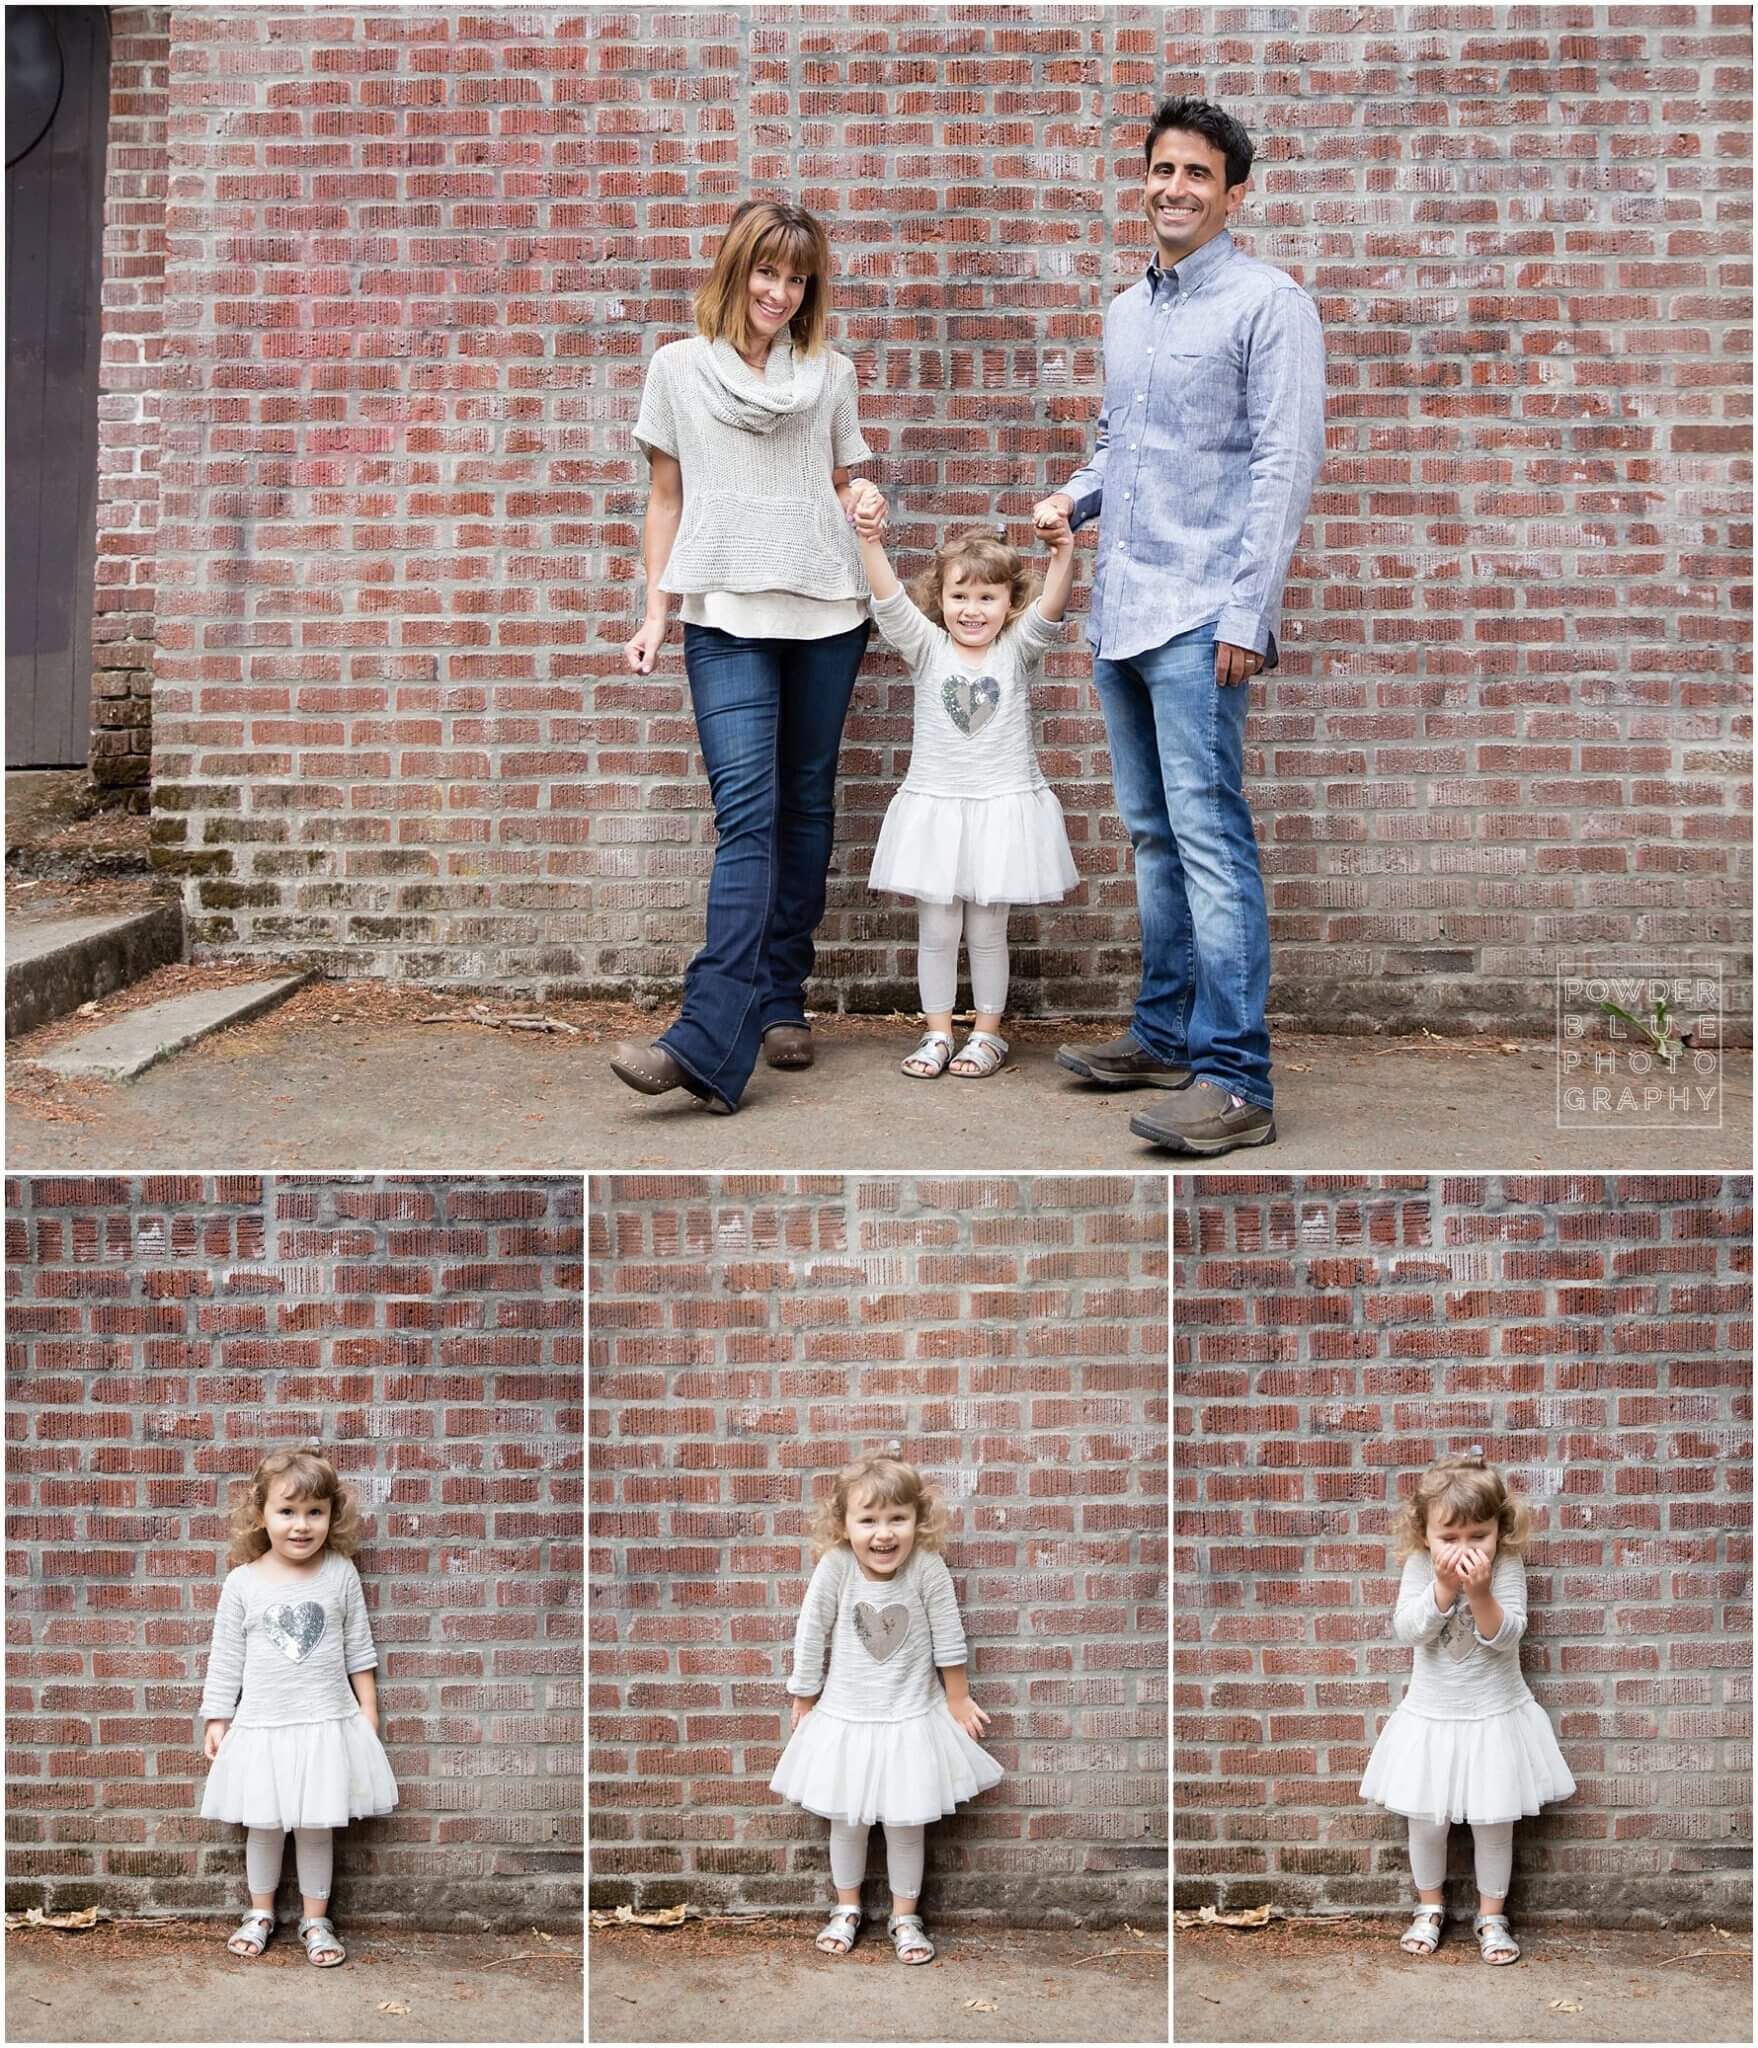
left=1035, top=96, right=1325, bottom=1156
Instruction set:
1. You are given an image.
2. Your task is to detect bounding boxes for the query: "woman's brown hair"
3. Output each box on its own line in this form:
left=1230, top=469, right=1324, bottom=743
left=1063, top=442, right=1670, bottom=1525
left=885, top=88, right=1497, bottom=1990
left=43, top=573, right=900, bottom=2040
left=905, top=527, right=1040, bottom=628
left=809, top=1454, right=949, bottom=1562
left=694, top=199, right=833, bottom=357
left=226, top=1445, right=362, bottom=1566
left=1389, top=1451, right=1533, bottom=1562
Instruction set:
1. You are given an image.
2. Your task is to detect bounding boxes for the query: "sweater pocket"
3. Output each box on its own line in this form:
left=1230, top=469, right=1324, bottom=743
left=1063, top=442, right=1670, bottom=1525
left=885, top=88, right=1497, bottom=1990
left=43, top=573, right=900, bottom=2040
left=672, top=489, right=855, bottom=594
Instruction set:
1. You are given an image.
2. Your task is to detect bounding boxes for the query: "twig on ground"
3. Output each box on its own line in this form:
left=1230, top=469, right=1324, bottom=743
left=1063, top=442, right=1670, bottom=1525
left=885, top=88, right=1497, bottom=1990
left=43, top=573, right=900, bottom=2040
left=1662, top=1946, right=1753, bottom=1964
left=1070, top=1944, right=1169, bottom=1964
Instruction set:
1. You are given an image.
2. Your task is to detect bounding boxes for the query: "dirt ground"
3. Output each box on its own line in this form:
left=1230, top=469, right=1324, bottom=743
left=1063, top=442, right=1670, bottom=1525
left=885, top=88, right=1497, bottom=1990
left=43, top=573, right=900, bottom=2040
left=1174, top=1917, right=1753, bottom=2043
left=588, top=1915, right=1169, bottom=2043
left=2, top=1917, right=582, bottom=2043
left=7, top=973, right=1748, bottom=1171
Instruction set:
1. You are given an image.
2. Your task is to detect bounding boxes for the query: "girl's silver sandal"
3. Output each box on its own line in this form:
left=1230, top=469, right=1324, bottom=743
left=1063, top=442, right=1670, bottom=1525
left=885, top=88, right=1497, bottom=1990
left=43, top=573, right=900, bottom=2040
left=901, top=1031, right=954, bottom=1078
left=887, top=1911, right=935, bottom=1964
left=950, top=1029, right=1008, bottom=1077
left=1473, top=1911, right=1519, bottom=1965
left=298, top=1914, right=345, bottom=1967
left=815, top=1905, right=861, bottom=1955
left=1400, top=1903, right=1444, bottom=1955
left=226, top=1908, right=274, bottom=1958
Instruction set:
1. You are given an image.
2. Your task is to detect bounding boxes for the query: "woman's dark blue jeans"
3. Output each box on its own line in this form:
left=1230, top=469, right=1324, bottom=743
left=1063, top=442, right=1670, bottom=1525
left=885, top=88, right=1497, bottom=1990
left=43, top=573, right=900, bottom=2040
left=657, top=619, right=869, bottom=1109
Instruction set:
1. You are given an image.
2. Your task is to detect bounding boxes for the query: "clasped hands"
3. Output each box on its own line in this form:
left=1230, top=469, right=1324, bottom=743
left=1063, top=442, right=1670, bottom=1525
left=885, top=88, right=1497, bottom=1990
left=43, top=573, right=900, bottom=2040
left=850, top=481, right=1071, bottom=554
left=1433, top=1540, right=1494, bottom=1601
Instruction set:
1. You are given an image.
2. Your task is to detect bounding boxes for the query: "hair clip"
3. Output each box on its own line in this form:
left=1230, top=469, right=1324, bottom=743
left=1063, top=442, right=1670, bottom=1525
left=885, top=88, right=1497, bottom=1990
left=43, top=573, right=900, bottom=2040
left=883, top=1438, right=903, bottom=1458
left=1465, top=1444, right=1484, bottom=1460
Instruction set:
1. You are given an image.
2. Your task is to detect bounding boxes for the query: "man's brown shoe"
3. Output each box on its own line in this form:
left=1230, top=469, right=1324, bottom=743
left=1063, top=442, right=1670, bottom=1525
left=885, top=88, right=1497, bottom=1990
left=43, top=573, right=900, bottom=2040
left=1055, top=1029, right=1193, bottom=1089
left=1129, top=1079, right=1276, bottom=1155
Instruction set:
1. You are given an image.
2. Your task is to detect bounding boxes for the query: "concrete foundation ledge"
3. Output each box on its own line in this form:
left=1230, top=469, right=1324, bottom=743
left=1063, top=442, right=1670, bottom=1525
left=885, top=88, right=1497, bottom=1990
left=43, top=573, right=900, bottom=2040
left=5, top=903, right=183, bottom=1038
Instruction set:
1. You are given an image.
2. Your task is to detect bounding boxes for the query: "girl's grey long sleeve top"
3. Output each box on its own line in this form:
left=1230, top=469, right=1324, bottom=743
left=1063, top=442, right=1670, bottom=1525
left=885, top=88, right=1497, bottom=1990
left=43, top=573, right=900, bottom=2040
left=1391, top=1550, right=1532, bottom=1719
left=786, top=1545, right=968, bottom=1721
left=196, top=1550, right=379, bottom=1731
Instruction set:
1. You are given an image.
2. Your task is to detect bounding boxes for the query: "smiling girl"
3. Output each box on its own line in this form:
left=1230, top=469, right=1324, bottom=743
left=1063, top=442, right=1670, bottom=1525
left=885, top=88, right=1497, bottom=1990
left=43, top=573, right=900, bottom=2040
left=1359, top=1452, right=1574, bottom=1968
left=848, top=489, right=1079, bottom=1080
left=769, top=1454, right=1003, bottom=1964
left=198, top=1446, right=397, bottom=1967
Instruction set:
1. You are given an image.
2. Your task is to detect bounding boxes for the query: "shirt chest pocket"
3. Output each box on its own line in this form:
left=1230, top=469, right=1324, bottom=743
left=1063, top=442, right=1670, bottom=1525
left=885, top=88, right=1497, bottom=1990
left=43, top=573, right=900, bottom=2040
left=1158, top=346, right=1241, bottom=444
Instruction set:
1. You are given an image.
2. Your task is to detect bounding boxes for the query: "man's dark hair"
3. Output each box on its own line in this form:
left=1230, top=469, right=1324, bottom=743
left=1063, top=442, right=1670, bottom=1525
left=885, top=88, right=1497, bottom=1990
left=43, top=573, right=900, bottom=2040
left=1144, top=95, right=1254, bottom=190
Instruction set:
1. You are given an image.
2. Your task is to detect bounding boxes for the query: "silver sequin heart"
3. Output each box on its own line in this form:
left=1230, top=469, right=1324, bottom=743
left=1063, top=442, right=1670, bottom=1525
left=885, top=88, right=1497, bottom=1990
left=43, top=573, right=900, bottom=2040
left=941, top=671, right=1000, bottom=738
left=1438, top=1605, right=1477, bottom=1662
left=261, top=1600, right=325, bottom=1664
left=853, top=1601, right=909, bottom=1664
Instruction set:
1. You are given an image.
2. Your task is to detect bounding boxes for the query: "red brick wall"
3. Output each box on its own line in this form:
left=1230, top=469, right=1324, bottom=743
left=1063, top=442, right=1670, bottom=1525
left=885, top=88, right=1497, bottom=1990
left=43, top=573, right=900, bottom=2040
left=589, top=1173, right=1169, bottom=1926
left=4, top=1173, right=584, bottom=1929
left=90, top=8, right=170, bottom=805
left=135, top=6, right=1749, bottom=1020
left=1174, top=1171, right=1753, bottom=1927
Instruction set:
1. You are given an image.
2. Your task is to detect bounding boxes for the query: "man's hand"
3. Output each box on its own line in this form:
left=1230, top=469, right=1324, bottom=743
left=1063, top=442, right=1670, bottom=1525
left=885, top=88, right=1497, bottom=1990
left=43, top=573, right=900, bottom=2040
left=1034, top=502, right=1073, bottom=550
left=1032, top=493, right=1074, bottom=535
left=1214, top=640, right=1264, bottom=687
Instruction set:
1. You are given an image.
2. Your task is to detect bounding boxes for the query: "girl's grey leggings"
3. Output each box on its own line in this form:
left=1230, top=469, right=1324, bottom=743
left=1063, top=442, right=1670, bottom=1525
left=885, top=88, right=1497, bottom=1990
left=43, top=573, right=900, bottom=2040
left=1407, top=1817, right=1513, bottom=1899
left=916, top=898, right=1010, bottom=1016
left=828, top=1818, right=926, bottom=1900
left=245, top=1825, right=332, bottom=1903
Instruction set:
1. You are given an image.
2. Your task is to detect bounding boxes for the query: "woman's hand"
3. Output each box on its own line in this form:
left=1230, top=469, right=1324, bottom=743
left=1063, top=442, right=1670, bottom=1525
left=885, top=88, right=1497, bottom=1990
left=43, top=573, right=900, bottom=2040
left=850, top=482, right=888, bottom=540
left=789, top=1695, right=816, bottom=1731
left=948, top=1694, right=991, bottom=1741
left=625, top=612, right=668, bottom=676
left=203, top=1719, right=230, bottom=1760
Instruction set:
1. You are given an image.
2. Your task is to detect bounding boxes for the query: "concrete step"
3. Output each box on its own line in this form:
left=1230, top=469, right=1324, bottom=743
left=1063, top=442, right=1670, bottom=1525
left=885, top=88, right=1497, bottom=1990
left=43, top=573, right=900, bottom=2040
left=27, top=971, right=316, bottom=1082
left=6, top=902, right=185, bottom=1039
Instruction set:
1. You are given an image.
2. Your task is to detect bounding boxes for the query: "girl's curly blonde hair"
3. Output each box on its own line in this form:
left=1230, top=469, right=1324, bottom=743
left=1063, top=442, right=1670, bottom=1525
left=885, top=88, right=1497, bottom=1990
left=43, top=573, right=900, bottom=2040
left=809, top=1454, right=949, bottom=1562
left=905, top=527, right=1039, bottom=628
left=226, top=1445, right=362, bottom=1566
left=1389, top=1451, right=1533, bottom=1562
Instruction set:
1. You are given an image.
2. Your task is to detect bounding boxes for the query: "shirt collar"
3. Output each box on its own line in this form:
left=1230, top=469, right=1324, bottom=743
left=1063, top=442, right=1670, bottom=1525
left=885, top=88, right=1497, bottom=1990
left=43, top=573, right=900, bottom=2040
left=1146, top=227, right=1236, bottom=296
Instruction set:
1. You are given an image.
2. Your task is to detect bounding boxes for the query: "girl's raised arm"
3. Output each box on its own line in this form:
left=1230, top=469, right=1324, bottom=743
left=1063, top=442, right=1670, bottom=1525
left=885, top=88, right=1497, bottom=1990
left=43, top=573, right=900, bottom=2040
left=1390, top=1551, right=1451, bottom=1645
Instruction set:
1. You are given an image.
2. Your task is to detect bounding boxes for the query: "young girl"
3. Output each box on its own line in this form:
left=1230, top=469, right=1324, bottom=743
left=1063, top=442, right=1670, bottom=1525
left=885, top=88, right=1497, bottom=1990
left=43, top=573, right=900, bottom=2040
left=198, top=1446, right=398, bottom=1966
left=1359, top=1451, right=1575, bottom=1967
left=769, top=1454, right=1003, bottom=1964
left=849, top=484, right=1079, bottom=1079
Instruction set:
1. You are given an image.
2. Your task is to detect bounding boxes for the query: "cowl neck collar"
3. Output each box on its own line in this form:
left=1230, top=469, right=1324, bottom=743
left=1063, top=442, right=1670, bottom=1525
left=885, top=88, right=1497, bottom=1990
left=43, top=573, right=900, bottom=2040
left=691, top=335, right=828, bottom=433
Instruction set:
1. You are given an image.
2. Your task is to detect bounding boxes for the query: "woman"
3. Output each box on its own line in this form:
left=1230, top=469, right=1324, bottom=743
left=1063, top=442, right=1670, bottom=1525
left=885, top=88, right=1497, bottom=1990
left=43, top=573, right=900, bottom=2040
left=615, top=199, right=882, bottom=1113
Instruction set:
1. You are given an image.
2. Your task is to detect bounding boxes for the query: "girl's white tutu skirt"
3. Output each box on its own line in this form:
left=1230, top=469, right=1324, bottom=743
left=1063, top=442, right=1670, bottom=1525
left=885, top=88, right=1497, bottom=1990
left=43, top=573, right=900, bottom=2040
left=200, top=1711, right=400, bottom=1832
left=868, top=786, right=1078, bottom=906
left=770, top=1702, right=1004, bottom=1827
left=1359, top=1699, right=1576, bottom=1826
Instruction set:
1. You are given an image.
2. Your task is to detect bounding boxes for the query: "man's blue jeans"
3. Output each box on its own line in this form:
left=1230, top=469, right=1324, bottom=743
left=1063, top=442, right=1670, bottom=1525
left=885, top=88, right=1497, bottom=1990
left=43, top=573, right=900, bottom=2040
left=658, top=620, right=868, bottom=1109
left=1093, top=623, right=1273, bottom=1111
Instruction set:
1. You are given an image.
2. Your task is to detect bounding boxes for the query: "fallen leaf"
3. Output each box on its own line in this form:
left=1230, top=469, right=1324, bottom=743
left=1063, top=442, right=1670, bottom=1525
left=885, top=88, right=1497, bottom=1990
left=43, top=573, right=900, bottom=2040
left=1630, top=1982, right=1651, bottom=1997
left=378, top=2001, right=410, bottom=2016
left=1548, top=1998, right=1583, bottom=2013
left=962, top=1997, right=998, bottom=2013
left=537, top=1930, right=553, bottom=1941
left=1173, top=1903, right=1279, bottom=1930
left=3, top=1906, right=105, bottom=1931
left=588, top=1903, right=694, bottom=1930
left=77, top=1001, right=100, bottom=1015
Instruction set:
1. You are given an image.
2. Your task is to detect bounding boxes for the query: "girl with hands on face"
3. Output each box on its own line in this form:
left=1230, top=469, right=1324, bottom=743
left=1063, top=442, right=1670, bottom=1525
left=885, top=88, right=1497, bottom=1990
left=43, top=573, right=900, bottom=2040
left=1359, top=1453, right=1574, bottom=1973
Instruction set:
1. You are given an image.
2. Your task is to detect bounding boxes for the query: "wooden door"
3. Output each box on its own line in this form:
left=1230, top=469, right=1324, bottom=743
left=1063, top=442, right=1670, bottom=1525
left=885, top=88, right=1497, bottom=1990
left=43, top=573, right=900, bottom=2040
left=6, top=6, right=110, bottom=767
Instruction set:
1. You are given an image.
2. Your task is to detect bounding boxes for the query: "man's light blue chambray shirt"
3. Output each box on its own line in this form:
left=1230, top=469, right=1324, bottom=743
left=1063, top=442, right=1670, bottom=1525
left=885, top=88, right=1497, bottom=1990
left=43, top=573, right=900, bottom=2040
left=1058, top=229, right=1326, bottom=666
